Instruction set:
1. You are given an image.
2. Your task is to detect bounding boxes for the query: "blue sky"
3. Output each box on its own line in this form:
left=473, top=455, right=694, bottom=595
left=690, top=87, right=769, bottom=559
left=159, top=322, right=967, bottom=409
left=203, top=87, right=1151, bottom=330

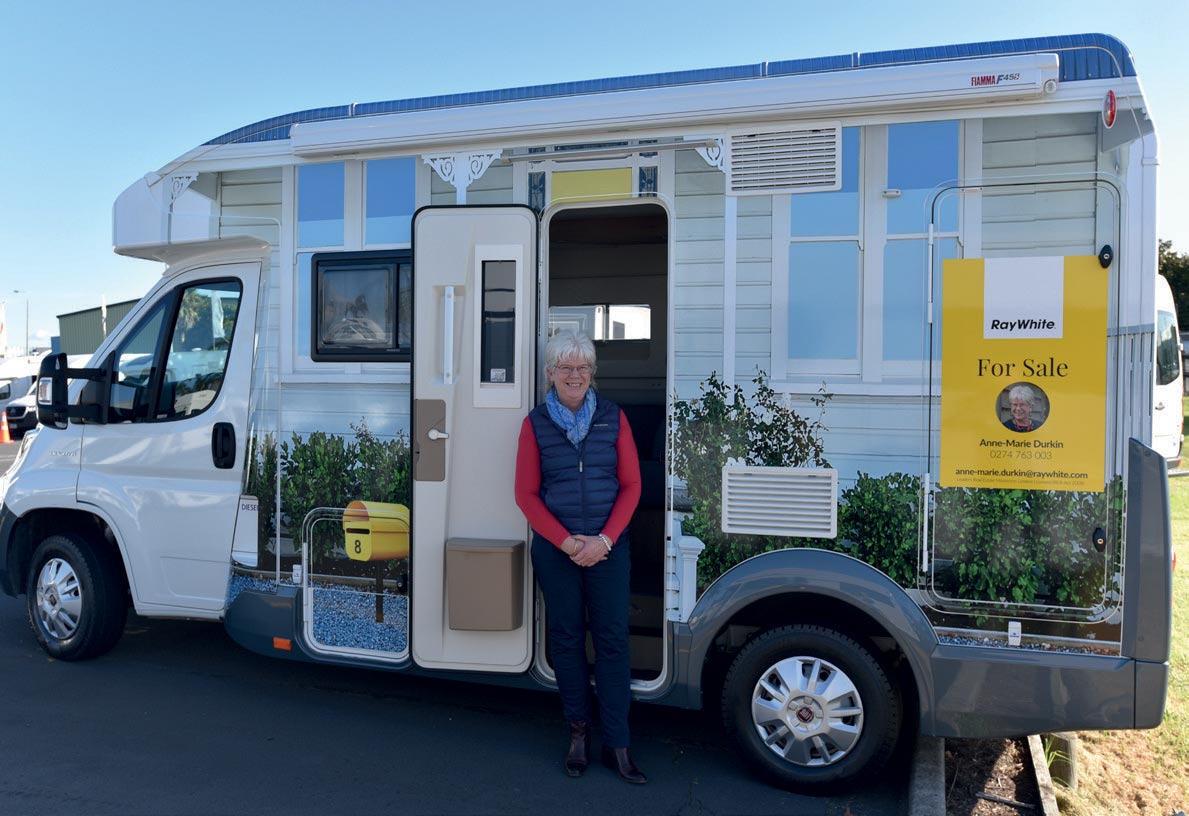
left=1, top=0, right=1186, bottom=352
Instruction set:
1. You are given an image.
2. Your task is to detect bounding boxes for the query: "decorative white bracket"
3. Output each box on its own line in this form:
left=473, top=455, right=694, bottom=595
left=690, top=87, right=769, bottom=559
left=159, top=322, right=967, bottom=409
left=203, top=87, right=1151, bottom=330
left=694, top=137, right=725, bottom=172
left=168, top=173, right=199, bottom=206
left=422, top=151, right=503, bottom=204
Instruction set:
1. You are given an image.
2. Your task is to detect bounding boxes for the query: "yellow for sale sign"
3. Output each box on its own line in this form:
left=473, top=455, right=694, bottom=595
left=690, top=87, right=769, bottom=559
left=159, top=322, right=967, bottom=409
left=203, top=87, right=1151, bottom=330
left=940, top=256, right=1107, bottom=492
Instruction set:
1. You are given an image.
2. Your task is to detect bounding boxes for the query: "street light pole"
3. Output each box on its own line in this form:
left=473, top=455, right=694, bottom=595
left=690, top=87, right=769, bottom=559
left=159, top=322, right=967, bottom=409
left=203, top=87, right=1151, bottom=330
left=12, top=290, right=28, bottom=356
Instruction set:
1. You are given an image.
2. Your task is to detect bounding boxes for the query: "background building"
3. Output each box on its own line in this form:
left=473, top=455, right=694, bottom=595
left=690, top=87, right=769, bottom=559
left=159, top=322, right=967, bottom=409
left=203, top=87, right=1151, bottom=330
left=57, top=300, right=138, bottom=355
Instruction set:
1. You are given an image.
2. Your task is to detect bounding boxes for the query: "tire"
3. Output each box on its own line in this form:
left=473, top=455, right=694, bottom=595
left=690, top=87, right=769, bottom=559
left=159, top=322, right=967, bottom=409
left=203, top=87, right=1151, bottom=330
left=721, top=625, right=902, bottom=793
left=25, top=533, right=127, bottom=661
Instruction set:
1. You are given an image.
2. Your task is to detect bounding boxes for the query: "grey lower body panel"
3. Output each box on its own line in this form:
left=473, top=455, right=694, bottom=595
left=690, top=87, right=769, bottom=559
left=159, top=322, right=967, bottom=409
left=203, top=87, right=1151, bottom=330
left=927, top=642, right=1165, bottom=738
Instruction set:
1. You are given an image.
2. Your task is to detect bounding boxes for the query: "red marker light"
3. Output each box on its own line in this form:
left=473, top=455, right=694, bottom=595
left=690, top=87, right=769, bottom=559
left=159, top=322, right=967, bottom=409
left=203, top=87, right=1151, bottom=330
left=1102, top=90, right=1117, bottom=129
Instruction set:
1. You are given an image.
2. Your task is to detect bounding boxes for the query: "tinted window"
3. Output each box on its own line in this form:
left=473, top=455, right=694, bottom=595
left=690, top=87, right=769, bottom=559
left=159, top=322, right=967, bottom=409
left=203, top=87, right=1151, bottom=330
left=1157, top=310, right=1181, bottom=386
left=312, top=252, right=412, bottom=362
left=157, top=282, right=242, bottom=419
left=110, top=299, right=169, bottom=421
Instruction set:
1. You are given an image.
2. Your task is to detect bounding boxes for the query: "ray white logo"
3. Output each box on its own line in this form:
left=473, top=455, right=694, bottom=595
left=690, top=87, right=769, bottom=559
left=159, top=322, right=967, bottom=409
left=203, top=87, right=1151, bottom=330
left=984, top=257, right=1064, bottom=339
left=971, top=72, right=1022, bottom=86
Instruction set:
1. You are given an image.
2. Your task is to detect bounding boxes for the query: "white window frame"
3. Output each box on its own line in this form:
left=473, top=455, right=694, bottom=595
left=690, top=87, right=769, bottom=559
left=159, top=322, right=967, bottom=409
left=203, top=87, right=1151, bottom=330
left=280, top=157, right=424, bottom=383
left=773, top=120, right=975, bottom=392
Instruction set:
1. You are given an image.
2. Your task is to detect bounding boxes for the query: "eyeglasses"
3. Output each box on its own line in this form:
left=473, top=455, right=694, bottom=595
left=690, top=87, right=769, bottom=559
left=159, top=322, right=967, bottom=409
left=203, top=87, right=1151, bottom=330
left=554, top=365, right=592, bottom=376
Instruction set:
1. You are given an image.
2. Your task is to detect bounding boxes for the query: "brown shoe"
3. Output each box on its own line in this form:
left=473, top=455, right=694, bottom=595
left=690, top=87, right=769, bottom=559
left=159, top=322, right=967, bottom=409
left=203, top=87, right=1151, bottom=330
left=601, top=746, right=647, bottom=784
left=565, top=721, right=590, bottom=777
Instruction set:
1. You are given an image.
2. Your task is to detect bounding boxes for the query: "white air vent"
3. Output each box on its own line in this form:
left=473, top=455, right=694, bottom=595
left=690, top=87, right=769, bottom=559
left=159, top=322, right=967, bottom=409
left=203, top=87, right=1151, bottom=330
left=721, top=465, right=837, bottom=537
left=726, top=123, right=842, bottom=196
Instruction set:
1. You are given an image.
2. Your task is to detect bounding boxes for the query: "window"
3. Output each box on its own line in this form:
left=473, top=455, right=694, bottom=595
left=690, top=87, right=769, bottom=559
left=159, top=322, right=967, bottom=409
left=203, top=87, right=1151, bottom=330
left=366, top=158, right=416, bottom=245
left=547, top=304, right=651, bottom=341
left=311, top=251, right=412, bottom=362
left=298, top=163, right=345, bottom=247
left=779, top=121, right=963, bottom=382
left=788, top=128, right=861, bottom=370
left=480, top=261, right=517, bottom=384
left=108, top=280, right=242, bottom=422
left=1157, top=309, right=1181, bottom=386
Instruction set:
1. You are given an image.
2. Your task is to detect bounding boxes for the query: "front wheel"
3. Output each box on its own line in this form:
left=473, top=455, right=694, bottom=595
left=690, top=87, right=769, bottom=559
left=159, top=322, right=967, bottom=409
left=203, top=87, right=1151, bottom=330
left=25, top=533, right=127, bottom=661
left=721, top=625, right=901, bottom=793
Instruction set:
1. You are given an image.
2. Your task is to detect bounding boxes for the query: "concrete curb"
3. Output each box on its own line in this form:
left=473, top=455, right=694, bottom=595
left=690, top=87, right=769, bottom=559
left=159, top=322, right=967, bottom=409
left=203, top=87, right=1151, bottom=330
left=908, top=735, right=946, bottom=816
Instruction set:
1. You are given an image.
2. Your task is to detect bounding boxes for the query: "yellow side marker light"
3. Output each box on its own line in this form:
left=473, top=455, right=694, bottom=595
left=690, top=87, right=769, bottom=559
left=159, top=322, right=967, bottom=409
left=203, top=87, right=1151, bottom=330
left=273, top=637, right=292, bottom=651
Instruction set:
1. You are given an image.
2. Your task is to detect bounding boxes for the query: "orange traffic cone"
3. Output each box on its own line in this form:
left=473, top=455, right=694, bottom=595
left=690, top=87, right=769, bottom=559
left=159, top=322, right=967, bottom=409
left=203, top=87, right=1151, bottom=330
left=0, top=410, right=10, bottom=444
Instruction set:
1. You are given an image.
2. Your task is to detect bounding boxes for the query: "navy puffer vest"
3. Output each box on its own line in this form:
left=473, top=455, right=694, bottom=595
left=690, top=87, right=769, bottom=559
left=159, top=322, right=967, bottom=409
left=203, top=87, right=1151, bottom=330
left=528, top=394, right=622, bottom=537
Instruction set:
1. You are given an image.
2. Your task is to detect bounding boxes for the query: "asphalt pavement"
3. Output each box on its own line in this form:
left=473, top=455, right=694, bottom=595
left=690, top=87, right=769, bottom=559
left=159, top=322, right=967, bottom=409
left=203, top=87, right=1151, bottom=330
left=0, top=438, right=924, bottom=815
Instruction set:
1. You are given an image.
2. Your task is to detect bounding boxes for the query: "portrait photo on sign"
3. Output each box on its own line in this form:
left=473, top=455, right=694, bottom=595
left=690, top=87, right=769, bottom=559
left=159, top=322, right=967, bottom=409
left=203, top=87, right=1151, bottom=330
left=998, top=382, right=1049, bottom=433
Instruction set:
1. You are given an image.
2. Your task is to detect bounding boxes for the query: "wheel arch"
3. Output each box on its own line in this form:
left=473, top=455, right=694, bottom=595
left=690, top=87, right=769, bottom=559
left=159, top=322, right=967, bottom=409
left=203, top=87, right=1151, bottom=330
left=681, top=548, right=938, bottom=729
left=7, top=506, right=129, bottom=600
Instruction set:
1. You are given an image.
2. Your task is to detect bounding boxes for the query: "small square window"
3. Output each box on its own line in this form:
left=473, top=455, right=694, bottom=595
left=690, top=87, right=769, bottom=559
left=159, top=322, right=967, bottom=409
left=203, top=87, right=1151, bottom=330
left=311, top=251, right=411, bottom=362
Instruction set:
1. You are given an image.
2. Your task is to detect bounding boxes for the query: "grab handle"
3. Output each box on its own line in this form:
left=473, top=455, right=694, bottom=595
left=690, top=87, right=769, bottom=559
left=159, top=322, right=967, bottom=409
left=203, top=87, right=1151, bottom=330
left=443, top=286, right=455, bottom=385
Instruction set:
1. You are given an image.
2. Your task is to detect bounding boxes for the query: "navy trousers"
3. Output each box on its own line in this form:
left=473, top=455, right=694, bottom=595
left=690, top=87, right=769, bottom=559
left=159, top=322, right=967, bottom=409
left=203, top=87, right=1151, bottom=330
left=531, top=533, right=632, bottom=748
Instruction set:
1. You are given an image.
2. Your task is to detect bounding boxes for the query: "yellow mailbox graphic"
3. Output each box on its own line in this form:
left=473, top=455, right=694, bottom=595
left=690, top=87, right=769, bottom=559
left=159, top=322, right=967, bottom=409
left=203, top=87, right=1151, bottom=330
left=342, top=500, right=410, bottom=561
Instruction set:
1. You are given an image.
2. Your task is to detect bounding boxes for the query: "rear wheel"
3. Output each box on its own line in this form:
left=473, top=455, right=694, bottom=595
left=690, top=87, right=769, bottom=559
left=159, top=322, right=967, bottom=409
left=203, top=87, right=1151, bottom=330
left=722, top=625, right=901, bottom=793
left=25, top=533, right=127, bottom=660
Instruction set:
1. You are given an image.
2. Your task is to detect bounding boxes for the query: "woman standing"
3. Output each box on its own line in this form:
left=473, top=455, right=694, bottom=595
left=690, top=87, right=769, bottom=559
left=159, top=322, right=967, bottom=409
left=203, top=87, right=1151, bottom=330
left=514, top=331, right=645, bottom=784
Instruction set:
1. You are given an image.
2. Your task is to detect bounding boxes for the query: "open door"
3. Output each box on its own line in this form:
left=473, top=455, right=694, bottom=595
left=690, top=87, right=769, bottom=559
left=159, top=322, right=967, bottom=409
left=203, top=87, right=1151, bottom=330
left=411, top=206, right=537, bottom=672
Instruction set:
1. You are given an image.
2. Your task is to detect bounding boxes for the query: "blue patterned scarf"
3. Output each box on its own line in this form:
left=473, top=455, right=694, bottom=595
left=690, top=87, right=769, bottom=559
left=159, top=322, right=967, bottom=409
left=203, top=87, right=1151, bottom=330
left=546, top=387, right=597, bottom=447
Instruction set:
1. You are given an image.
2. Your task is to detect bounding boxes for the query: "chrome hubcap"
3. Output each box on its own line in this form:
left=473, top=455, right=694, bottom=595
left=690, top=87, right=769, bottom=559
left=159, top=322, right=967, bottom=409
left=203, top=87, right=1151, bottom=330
left=35, top=558, right=82, bottom=640
left=750, top=655, right=864, bottom=767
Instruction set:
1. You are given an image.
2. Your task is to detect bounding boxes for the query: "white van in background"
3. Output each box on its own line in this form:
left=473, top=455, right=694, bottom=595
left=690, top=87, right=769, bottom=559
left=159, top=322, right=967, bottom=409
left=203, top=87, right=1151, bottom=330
left=1153, top=274, right=1183, bottom=467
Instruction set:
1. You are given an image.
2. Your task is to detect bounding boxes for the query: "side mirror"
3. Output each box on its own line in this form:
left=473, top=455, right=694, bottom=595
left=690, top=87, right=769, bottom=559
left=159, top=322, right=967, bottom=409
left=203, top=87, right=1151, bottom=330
left=36, top=353, right=110, bottom=430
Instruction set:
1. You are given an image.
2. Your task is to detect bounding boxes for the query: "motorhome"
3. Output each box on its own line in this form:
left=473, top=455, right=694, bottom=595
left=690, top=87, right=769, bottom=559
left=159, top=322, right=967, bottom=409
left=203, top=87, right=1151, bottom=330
left=0, top=34, right=1172, bottom=791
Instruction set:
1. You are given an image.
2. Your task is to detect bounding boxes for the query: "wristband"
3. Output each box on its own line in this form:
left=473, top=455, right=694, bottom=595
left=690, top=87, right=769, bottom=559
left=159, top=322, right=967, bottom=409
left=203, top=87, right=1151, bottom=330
left=598, top=533, right=613, bottom=552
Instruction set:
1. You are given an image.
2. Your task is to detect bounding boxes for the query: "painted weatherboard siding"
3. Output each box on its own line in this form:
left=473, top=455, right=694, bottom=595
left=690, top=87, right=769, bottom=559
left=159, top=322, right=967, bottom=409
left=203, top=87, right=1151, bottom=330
left=219, top=168, right=283, bottom=246
left=673, top=149, right=725, bottom=398
left=736, top=195, right=773, bottom=382
left=273, top=384, right=412, bottom=441
left=981, top=113, right=1099, bottom=257
left=785, top=393, right=936, bottom=489
left=429, top=161, right=513, bottom=205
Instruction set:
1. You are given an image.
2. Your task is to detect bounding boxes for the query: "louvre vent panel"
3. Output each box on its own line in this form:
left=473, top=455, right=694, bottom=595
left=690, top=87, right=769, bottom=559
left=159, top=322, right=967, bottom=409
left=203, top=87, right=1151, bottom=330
left=721, top=466, right=838, bottom=537
left=726, top=124, right=842, bottom=196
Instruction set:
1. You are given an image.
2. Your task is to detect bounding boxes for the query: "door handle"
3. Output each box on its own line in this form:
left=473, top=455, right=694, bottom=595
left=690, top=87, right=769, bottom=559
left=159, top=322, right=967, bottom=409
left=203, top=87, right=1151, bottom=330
left=212, top=422, right=236, bottom=469
left=428, top=428, right=449, bottom=441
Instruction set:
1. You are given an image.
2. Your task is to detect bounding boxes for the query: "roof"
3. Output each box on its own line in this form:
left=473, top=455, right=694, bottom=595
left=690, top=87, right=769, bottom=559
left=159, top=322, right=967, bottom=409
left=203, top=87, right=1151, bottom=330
left=206, top=33, right=1134, bottom=147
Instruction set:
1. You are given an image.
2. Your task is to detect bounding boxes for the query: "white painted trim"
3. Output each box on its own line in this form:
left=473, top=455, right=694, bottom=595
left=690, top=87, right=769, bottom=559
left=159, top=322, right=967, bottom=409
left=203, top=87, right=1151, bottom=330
left=344, top=160, right=364, bottom=250
left=770, top=195, right=791, bottom=380
left=723, top=195, right=738, bottom=385
left=860, top=126, right=886, bottom=383
left=961, top=118, right=983, bottom=257
left=279, top=166, right=297, bottom=377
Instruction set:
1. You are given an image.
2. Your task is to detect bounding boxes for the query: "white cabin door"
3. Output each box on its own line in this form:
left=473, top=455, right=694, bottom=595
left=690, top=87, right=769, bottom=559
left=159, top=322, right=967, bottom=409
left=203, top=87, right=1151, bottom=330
left=77, top=261, right=260, bottom=614
left=411, top=206, right=537, bottom=672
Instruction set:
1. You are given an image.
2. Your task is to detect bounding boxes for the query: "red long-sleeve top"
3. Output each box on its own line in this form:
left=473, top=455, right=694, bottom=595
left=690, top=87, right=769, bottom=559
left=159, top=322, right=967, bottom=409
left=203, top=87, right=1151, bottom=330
left=514, top=410, right=642, bottom=549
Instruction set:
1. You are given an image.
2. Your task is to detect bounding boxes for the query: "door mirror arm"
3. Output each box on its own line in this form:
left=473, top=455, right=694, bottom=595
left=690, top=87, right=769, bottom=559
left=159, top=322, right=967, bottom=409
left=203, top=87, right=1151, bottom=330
left=36, top=353, right=112, bottom=430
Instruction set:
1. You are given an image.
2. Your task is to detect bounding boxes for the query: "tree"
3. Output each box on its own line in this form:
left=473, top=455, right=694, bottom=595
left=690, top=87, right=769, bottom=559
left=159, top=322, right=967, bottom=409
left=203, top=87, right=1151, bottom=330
left=1159, top=240, right=1189, bottom=325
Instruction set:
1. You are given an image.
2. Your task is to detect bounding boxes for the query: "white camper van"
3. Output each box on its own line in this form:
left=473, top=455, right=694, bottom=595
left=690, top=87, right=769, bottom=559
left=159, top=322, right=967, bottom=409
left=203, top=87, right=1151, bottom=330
left=0, top=34, right=1173, bottom=791
left=1153, top=274, right=1182, bottom=466
left=0, top=354, right=47, bottom=416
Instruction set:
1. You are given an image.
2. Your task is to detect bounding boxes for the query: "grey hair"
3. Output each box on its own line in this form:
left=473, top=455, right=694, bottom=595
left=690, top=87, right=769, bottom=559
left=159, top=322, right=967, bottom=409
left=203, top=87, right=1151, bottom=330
left=1008, top=384, right=1035, bottom=404
left=545, top=330, right=597, bottom=372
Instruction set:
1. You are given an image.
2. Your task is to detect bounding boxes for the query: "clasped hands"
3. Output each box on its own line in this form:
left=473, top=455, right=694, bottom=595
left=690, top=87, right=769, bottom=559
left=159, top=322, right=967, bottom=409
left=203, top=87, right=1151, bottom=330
left=562, top=535, right=608, bottom=567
